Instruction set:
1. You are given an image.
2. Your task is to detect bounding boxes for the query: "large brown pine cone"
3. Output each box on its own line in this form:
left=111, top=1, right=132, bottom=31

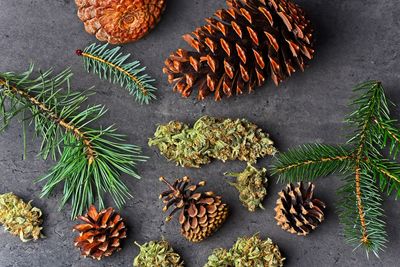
left=160, top=176, right=229, bottom=242
left=164, top=0, right=314, bottom=101
left=73, top=205, right=127, bottom=260
left=275, top=182, right=325, bottom=236
left=75, top=0, right=167, bottom=44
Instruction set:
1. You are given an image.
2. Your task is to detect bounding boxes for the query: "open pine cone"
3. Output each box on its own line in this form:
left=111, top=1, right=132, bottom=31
left=75, top=0, right=167, bottom=44
left=275, top=182, right=325, bottom=236
left=164, top=0, right=314, bottom=100
left=73, top=205, right=127, bottom=260
left=160, top=176, right=229, bottom=242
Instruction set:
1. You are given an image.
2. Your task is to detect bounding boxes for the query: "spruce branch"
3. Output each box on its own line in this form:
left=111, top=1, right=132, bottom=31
left=337, top=167, right=386, bottom=257
left=270, top=144, right=354, bottom=182
left=368, top=158, right=400, bottom=198
left=76, top=43, right=157, bottom=104
left=0, top=65, right=147, bottom=218
left=373, top=118, right=400, bottom=159
left=271, top=81, right=400, bottom=256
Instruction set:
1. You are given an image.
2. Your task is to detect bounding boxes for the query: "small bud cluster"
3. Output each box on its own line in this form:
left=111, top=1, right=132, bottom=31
left=0, top=193, right=44, bottom=242
left=205, top=234, right=285, bottom=267
left=134, top=240, right=184, bottom=267
left=225, top=163, right=268, bottom=212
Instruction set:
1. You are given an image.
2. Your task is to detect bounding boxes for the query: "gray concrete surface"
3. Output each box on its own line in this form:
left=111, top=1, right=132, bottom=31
left=0, top=0, right=399, bottom=266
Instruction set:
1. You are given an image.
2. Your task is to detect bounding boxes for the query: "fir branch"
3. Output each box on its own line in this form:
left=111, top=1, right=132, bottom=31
left=0, top=65, right=147, bottom=218
left=337, top=166, right=387, bottom=257
left=373, top=118, right=400, bottom=159
left=270, top=144, right=354, bottom=182
left=368, top=158, right=400, bottom=198
left=346, top=81, right=390, bottom=149
left=76, top=43, right=157, bottom=104
left=346, top=81, right=393, bottom=245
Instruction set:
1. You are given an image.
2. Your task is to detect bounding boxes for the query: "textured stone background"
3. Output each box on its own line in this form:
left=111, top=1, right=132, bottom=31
left=0, top=0, right=399, bottom=266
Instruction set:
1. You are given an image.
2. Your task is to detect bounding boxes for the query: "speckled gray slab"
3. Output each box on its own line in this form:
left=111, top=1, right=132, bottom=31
left=0, top=0, right=399, bottom=266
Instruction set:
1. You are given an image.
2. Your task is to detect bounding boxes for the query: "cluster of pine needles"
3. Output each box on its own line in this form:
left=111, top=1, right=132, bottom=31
left=0, top=65, right=147, bottom=218
left=271, top=81, right=400, bottom=256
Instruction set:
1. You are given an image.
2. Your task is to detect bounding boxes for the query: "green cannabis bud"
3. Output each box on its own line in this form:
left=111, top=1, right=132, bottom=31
left=148, top=116, right=277, bottom=168
left=225, top=163, right=268, bottom=212
left=133, top=240, right=184, bottom=267
left=204, top=248, right=232, bottom=267
left=205, top=234, right=285, bottom=267
left=0, top=193, right=44, bottom=242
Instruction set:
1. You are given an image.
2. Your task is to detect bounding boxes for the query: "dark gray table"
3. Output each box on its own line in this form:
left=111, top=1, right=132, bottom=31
left=0, top=0, right=399, bottom=266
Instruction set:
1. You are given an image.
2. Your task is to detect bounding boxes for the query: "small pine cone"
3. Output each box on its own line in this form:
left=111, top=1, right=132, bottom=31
left=275, top=182, right=326, bottom=236
left=163, top=0, right=314, bottom=101
left=160, top=176, right=229, bottom=242
left=75, top=0, right=166, bottom=44
left=73, top=205, right=127, bottom=260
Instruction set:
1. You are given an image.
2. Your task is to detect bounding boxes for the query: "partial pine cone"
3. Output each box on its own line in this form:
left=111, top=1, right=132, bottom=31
left=275, top=182, right=325, bottom=236
left=73, top=205, right=127, bottom=260
left=75, top=0, right=167, bottom=44
left=160, top=176, right=229, bottom=242
left=164, top=0, right=314, bottom=100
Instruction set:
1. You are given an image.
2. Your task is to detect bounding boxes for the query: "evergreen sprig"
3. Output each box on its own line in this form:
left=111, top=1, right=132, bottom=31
left=271, top=144, right=354, bottom=181
left=271, top=81, right=400, bottom=257
left=77, top=43, right=157, bottom=104
left=0, top=65, right=147, bottom=218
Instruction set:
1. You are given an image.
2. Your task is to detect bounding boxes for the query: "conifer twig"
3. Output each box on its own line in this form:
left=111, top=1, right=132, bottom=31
left=0, top=65, right=147, bottom=218
left=76, top=43, right=157, bottom=104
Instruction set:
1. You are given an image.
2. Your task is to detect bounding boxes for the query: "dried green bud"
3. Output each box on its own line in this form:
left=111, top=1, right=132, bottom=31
left=225, top=163, right=268, bottom=212
left=0, top=193, right=44, bottom=242
left=133, top=240, right=184, bottom=267
left=149, top=116, right=277, bottom=168
left=205, top=234, right=285, bottom=267
left=204, top=248, right=231, bottom=267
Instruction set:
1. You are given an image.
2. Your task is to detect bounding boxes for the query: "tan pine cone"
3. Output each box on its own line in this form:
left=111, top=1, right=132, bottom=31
left=160, top=176, right=229, bottom=242
left=275, top=182, right=326, bottom=236
left=163, top=0, right=314, bottom=100
left=73, top=205, right=127, bottom=260
left=75, top=0, right=167, bottom=44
